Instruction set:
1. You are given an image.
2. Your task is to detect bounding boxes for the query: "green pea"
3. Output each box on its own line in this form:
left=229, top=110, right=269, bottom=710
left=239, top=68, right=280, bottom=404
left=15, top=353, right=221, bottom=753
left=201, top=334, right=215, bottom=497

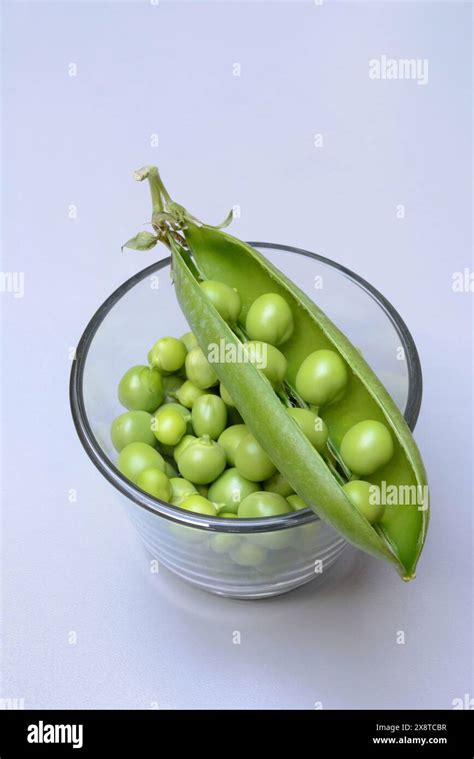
left=239, top=493, right=292, bottom=549
left=217, top=424, right=248, bottom=466
left=287, top=494, right=307, bottom=511
left=153, top=402, right=193, bottom=435
left=245, top=293, right=294, bottom=346
left=234, top=433, right=276, bottom=482
left=230, top=541, right=267, bottom=567
left=148, top=337, right=187, bottom=374
left=177, top=436, right=226, bottom=484
left=180, top=331, right=199, bottom=352
left=200, top=279, right=241, bottom=324
left=180, top=494, right=217, bottom=516
left=152, top=406, right=187, bottom=446
left=238, top=491, right=291, bottom=518
left=342, top=480, right=384, bottom=524
left=263, top=472, right=294, bottom=497
left=110, top=410, right=156, bottom=452
left=287, top=407, right=328, bottom=452
left=118, top=365, right=164, bottom=412
left=218, top=512, right=238, bottom=519
left=295, top=350, right=348, bottom=406
left=185, top=347, right=218, bottom=390
left=177, top=380, right=205, bottom=409
left=173, top=434, right=197, bottom=462
left=244, top=341, right=287, bottom=387
left=219, top=383, right=235, bottom=407
left=169, top=477, right=197, bottom=502
left=117, top=442, right=166, bottom=483
left=136, top=468, right=171, bottom=501
left=208, top=468, right=261, bottom=512
left=191, top=394, right=227, bottom=439
left=340, top=420, right=394, bottom=475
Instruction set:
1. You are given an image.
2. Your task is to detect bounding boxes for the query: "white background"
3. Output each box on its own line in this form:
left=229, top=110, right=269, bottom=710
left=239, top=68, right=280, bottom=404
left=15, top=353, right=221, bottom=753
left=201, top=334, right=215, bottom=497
left=1, top=1, right=472, bottom=708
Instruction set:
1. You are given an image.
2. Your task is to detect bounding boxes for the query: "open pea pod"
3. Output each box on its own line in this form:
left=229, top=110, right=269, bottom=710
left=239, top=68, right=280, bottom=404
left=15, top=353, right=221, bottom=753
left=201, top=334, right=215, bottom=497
left=179, top=224, right=429, bottom=578
left=129, top=167, right=429, bottom=579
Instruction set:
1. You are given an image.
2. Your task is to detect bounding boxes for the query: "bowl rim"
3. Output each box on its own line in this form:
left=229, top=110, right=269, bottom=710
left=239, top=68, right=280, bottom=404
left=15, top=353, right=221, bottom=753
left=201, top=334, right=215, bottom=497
left=69, top=241, right=423, bottom=534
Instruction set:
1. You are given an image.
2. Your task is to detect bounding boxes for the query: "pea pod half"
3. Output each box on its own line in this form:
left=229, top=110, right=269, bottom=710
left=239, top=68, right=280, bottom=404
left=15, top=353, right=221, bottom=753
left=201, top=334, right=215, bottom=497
left=127, top=167, right=429, bottom=580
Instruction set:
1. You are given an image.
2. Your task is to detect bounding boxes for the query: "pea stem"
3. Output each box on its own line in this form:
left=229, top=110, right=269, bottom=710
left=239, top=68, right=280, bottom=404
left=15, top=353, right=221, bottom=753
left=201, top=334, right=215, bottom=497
left=134, top=166, right=165, bottom=216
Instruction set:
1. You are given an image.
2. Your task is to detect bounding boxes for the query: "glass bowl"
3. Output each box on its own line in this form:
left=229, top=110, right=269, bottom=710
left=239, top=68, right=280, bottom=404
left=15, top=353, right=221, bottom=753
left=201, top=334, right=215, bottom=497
left=70, top=243, right=422, bottom=599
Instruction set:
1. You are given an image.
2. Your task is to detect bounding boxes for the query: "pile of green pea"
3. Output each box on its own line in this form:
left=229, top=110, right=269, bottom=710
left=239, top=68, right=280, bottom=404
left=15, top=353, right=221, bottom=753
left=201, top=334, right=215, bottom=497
left=112, top=280, right=396, bottom=526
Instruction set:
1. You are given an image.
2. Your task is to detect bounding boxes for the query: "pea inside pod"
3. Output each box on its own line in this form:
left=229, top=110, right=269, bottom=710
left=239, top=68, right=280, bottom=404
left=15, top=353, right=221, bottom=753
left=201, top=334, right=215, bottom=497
left=128, top=166, right=429, bottom=580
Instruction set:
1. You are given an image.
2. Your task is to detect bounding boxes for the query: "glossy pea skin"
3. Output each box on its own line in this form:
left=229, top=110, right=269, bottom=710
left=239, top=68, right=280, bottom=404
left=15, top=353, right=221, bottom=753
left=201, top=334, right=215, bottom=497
left=152, top=407, right=187, bottom=446
left=287, top=407, right=328, bottom=452
left=208, top=468, right=261, bottom=512
left=185, top=347, right=218, bottom=390
left=192, top=394, right=227, bottom=439
left=342, top=480, right=384, bottom=524
left=295, top=350, right=349, bottom=406
left=110, top=410, right=156, bottom=452
left=217, top=424, right=249, bottom=466
left=173, top=434, right=197, bottom=462
left=177, top=380, right=205, bottom=409
left=118, top=365, right=164, bottom=412
left=177, top=436, right=226, bottom=484
left=180, top=331, right=199, bottom=352
left=244, top=341, right=287, bottom=387
left=245, top=293, right=294, bottom=346
left=153, top=403, right=193, bottom=435
left=200, top=280, right=241, bottom=324
left=340, top=420, right=394, bottom=476
left=287, top=494, right=307, bottom=511
left=180, top=494, right=217, bottom=516
left=117, top=442, right=166, bottom=483
left=169, top=477, right=197, bottom=502
left=148, top=337, right=187, bottom=374
left=234, top=433, right=277, bottom=482
left=136, top=468, right=171, bottom=501
left=238, top=491, right=291, bottom=518
left=263, top=472, right=294, bottom=497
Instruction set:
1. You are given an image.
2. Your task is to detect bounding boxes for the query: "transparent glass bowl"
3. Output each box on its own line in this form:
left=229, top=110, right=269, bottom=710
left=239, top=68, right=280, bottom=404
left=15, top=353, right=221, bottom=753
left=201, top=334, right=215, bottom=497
left=70, top=243, right=422, bottom=599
